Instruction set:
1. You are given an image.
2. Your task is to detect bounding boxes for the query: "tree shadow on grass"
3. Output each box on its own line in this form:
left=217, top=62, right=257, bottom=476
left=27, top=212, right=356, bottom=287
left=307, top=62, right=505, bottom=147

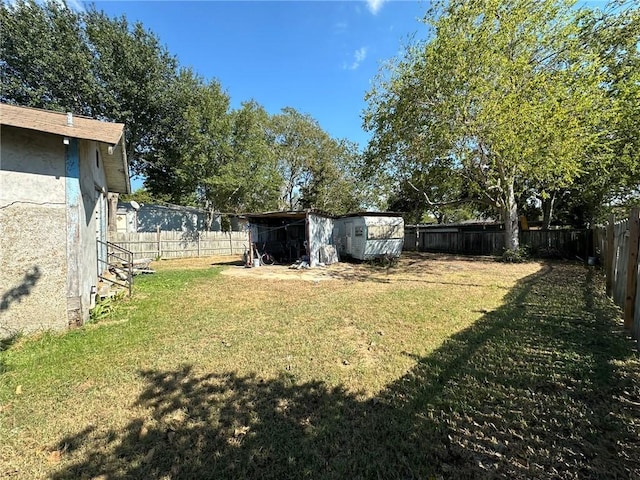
left=52, top=264, right=640, bottom=479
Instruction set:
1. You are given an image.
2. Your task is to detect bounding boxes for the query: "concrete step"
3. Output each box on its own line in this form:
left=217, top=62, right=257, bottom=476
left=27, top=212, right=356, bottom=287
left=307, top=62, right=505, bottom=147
left=97, top=280, right=128, bottom=299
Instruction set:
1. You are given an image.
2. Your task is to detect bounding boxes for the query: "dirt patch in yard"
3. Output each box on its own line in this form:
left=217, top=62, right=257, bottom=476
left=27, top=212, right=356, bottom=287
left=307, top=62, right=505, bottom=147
left=152, top=252, right=541, bottom=285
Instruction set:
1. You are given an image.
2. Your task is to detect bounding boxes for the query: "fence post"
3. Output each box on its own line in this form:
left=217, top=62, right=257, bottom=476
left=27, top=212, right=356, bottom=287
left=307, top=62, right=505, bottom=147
left=624, top=208, right=639, bottom=330
left=197, top=232, right=201, bottom=257
left=606, top=214, right=615, bottom=297
left=156, top=226, right=161, bottom=259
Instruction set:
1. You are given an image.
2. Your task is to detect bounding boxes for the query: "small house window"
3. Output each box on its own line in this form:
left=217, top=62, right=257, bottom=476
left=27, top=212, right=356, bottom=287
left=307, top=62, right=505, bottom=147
left=96, top=150, right=99, bottom=168
left=368, top=224, right=404, bottom=240
left=355, top=226, right=364, bottom=237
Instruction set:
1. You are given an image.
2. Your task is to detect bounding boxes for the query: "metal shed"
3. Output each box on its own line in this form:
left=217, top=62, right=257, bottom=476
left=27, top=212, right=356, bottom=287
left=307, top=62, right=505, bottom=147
left=334, top=213, right=404, bottom=261
left=244, top=210, right=338, bottom=267
left=245, top=211, right=311, bottom=264
left=245, top=210, right=404, bottom=266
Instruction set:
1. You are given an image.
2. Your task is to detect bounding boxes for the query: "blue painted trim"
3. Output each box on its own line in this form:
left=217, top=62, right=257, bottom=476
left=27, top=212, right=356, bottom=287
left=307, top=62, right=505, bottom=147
left=65, top=138, right=80, bottom=298
left=65, top=138, right=80, bottom=206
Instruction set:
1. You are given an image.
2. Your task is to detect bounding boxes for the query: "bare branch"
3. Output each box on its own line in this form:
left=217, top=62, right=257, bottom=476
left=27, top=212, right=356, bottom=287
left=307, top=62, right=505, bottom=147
left=407, top=179, right=494, bottom=207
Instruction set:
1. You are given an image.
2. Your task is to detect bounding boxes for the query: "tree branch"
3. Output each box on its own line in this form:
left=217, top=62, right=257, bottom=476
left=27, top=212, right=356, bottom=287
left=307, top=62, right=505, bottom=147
left=407, top=179, right=493, bottom=207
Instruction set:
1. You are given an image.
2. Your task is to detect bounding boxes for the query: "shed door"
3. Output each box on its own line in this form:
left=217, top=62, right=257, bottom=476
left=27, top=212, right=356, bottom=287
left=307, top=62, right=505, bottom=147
left=345, top=221, right=353, bottom=255
left=116, top=213, right=127, bottom=232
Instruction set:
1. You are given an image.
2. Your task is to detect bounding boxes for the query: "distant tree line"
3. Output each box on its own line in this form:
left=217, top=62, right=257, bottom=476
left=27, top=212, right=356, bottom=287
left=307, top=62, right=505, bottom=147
left=3, top=0, right=638, bottom=246
left=0, top=0, right=373, bottom=228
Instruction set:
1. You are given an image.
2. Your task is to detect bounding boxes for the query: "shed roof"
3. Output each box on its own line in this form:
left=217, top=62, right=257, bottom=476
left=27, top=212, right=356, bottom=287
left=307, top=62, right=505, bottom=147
left=0, top=103, right=130, bottom=194
left=339, top=211, right=404, bottom=218
left=244, top=210, right=404, bottom=221
left=245, top=210, right=325, bottom=221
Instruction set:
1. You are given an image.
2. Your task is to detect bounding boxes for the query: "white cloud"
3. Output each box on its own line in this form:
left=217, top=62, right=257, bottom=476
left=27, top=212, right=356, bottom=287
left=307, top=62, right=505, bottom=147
left=63, top=0, right=86, bottom=12
left=345, top=47, right=368, bottom=70
left=334, top=21, right=348, bottom=34
left=366, top=0, right=385, bottom=15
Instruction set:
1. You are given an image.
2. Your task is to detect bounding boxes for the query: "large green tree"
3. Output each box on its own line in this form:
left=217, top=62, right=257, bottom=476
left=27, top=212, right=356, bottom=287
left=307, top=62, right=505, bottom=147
left=0, top=0, right=178, bottom=173
left=509, top=2, right=640, bottom=228
left=365, top=0, right=609, bottom=250
left=143, top=69, right=231, bottom=228
left=563, top=2, right=640, bottom=225
left=84, top=7, right=178, bottom=171
left=272, top=107, right=325, bottom=210
left=143, top=76, right=284, bottom=220
left=1, top=0, right=369, bottom=218
left=222, top=100, right=282, bottom=213
left=0, top=0, right=95, bottom=114
left=272, top=107, right=363, bottom=213
left=387, top=166, right=483, bottom=225
left=298, top=138, right=363, bottom=215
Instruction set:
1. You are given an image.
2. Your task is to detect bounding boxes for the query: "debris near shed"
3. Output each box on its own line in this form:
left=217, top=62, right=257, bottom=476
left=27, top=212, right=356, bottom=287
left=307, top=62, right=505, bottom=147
left=122, top=258, right=155, bottom=275
left=290, top=257, right=311, bottom=269
left=131, top=258, right=155, bottom=275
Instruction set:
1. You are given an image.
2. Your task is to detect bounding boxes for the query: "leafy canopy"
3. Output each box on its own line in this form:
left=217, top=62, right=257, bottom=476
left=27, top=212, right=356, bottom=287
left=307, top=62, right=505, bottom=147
left=364, top=0, right=626, bottom=243
left=1, top=0, right=369, bottom=218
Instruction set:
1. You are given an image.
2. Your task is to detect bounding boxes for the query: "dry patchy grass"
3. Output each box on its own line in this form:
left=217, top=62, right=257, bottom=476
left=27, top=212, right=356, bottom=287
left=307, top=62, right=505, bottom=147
left=0, top=253, right=638, bottom=479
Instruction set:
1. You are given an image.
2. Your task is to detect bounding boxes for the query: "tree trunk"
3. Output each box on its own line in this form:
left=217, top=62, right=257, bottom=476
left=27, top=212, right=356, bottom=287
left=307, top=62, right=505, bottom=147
left=203, top=198, right=214, bottom=231
left=107, top=193, right=118, bottom=232
left=504, top=182, right=519, bottom=251
left=541, top=191, right=556, bottom=230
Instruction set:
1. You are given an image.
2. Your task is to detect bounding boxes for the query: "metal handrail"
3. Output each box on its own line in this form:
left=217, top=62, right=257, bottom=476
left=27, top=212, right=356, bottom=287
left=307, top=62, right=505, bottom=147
left=97, top=239, right=133, bottom=296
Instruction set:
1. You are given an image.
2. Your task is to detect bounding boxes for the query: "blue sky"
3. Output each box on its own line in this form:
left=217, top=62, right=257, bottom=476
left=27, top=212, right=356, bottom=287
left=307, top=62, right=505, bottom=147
left=89, top=0, right=431, bottom=151
left=71, top=0, right=609, bottom=192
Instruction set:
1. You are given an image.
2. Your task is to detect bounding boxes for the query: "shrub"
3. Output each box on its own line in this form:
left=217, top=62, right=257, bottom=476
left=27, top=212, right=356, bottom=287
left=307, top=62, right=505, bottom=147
left=501, top=246, right=530, bottom=263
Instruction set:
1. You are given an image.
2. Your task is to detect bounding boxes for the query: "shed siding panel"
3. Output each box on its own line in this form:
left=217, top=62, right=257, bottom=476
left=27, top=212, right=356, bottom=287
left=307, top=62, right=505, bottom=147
left=309, top=214, right=334, bottom=267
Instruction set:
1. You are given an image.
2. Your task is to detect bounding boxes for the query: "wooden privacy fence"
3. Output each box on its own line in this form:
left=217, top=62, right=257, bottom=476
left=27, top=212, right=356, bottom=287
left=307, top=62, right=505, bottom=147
left=109, top=230, right=250, bottom=260
left=404, top=226, right=592, bottom=258
left=598, top=208, right=640, bottom=345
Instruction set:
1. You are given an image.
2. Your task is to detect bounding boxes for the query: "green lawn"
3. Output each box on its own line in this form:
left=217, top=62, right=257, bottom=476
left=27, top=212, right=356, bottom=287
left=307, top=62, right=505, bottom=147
left=0, top=254, right=638, bottom=479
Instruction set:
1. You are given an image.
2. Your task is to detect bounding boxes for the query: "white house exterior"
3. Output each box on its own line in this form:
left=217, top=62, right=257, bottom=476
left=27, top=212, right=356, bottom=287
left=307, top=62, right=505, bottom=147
left=0, top=104, right=130, bottom=338
left=115, top=202, right=221, bottom=233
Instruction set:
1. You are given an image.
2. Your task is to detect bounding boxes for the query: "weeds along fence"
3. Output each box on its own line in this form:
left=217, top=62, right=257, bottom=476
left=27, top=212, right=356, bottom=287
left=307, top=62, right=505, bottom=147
left=108, top=230, right=250, bottom=260
left=598, top=208, right=640, bottom=345
left=404, top=226, right=593, bottom=259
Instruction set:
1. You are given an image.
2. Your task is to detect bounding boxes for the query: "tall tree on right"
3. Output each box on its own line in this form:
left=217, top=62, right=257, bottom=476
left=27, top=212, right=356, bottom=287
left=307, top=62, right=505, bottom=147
left=364, top=0, right=615, bottom=251
left=563, top=3, right=640, bottom=225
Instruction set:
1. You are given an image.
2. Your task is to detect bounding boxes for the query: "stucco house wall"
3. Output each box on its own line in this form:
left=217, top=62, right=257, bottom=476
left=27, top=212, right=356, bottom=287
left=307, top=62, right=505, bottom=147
left=0, top=126, right=68, bottom=335
left=0, top=104, right=129, bottom=338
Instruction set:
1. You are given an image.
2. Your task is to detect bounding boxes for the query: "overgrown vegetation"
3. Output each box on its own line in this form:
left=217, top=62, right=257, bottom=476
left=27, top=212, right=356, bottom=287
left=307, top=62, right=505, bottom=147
left=88, top=291, right=126, bottom=324
left=1, top=254, right=638, bottom=479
